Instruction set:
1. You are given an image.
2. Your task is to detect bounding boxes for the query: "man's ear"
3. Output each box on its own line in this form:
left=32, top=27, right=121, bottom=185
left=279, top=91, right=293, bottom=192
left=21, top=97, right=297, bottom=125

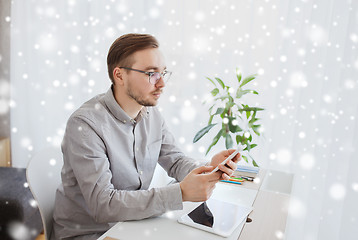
left=113, top=67, right=124, bottom=85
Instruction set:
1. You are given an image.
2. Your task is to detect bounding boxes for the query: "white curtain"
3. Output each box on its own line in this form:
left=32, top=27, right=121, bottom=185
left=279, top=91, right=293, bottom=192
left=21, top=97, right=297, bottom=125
left=10, top=0, right=358, bottom=239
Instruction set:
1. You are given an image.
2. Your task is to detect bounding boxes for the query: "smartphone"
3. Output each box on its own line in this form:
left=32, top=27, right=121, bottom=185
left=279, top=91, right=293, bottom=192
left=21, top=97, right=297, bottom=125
left=209, top=146, right=242, bottom=174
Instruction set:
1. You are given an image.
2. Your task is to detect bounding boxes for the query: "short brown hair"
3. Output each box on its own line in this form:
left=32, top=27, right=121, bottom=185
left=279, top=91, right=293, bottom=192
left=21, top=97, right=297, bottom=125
left=107, top=33, right=159, bottom=83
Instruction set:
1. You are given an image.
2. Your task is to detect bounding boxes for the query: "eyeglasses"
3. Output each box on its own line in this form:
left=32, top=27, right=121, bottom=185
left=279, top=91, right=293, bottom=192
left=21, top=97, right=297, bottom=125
left=119, top=67, right=172, bottom=85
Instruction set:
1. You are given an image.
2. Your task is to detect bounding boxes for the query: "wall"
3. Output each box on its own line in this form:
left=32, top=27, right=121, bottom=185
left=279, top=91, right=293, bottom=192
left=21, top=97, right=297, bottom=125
left=8, top=0, right=358, bottom=239
left=0, top=0, right=11, bottom=138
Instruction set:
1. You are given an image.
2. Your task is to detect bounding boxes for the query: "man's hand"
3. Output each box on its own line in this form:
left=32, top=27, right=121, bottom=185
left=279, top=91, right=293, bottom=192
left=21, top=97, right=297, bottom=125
left=209, top=149, right=241, bottom=180
left=180, top=166, right=220, bottom=202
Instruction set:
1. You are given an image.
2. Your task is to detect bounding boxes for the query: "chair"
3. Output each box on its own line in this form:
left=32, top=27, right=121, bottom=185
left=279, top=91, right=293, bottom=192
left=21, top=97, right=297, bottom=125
left=26, top=147, right=63, bottom=240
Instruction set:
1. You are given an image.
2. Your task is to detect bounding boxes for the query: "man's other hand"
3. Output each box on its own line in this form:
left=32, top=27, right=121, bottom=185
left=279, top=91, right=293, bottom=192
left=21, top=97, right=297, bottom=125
left=179, top=166, right=220, bottom=202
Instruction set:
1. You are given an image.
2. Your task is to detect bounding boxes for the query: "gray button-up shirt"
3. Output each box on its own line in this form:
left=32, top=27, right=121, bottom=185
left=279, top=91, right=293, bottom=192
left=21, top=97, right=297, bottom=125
left=52, top=87, right=200, bottom=239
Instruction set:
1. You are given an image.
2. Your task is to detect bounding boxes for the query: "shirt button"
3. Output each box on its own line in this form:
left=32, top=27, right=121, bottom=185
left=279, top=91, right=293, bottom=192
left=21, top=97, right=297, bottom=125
left=123, top=120, right=127, bottom=123
left=136, top=147, right=139, bottom=151
left=139, top=170, right=143, bottom=175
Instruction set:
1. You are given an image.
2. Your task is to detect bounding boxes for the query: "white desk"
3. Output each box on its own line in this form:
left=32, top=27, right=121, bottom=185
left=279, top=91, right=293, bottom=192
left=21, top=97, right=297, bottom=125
left=98, top=169, right=293, bottom=240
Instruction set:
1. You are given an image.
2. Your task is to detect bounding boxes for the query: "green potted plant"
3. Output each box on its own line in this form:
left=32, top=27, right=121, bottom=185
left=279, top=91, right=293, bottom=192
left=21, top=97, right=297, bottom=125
left=193, top=69, right=264, bottom=167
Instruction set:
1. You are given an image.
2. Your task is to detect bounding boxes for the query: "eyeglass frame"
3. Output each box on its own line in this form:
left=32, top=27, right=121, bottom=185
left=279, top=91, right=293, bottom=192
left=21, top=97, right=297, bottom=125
left=119, top=67, right=172, bottom=85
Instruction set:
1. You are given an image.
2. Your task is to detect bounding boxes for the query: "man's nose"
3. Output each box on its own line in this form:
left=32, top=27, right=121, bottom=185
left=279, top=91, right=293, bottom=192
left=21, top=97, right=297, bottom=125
left=155, top=75, right=165, bottom=88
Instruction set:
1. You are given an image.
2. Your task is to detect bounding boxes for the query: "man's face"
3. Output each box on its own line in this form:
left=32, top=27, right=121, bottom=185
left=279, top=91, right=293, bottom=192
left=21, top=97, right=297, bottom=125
left=124, top=48, right=166, bottom=107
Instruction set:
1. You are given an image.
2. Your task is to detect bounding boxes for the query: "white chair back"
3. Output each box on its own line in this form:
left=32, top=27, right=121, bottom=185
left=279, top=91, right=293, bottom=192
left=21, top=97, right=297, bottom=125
left=26, top=147, right=63, bottom=240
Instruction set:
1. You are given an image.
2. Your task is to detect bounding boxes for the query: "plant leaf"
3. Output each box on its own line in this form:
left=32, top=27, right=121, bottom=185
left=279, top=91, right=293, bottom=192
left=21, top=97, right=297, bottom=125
left=242, top=155, right=248, bottom=163
left=225, top=86, right=230, bottom=93
left=239, top=74, right=257, bottom=88
left=252, top=124, right=261, bottom=136
left=211, top=88, right=219, bottom=96
left=244, top=143, right=257, bottom=151
left=206, top=77, right=216, bottom=86
left=214, top=107, right=225, bottom=115
left=220, top=107, right=227, bottom=118
left=246, top=109, right=251, bottom=119
left=225, top=134, right=233, bottom=149
left=215, top=77, right=225, bottom=89
left=252, top=111, right=257, bottom=119
left=251, top=157, right=259, bottom=167
left=236, top=89, right=259, bottom=98
left=228, top=117, right=243, bottom=133
left=208, top=115, right=214, bottom=125
left=236, top=68, right=242, bottom=83
left=215, top=94, right=230, bottom=102
left=228, top=96, right=234, bottom=108
left=247, top=153, right=259, bottom=167
left=205, top=129, right=224, bottom=155
left=193, top=123, right=217, bottom=143
left=250, top=144, right=258, bottom=149
left=249, top=118, right=259, bottom=125
left=236, top=135, right=243, bottom=145
left=253, top=130, right=260, bottom=136
left=208, top=104, right=215, bottom=113
left=238, top=107, right=265, bottom=112
left=249, top=111, right=258, bottom=124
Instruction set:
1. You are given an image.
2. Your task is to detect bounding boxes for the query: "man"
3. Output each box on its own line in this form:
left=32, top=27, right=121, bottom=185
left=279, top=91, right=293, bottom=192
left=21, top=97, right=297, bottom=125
left=51, top=33, right=240, bottom=239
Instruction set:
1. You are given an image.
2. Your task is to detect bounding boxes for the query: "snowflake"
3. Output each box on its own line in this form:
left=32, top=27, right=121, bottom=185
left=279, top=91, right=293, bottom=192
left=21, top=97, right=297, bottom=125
left=307, top=24, right=327, bottom=45
left=298, top=131, right=306, bottom=139
left=195, top=11, right=205, bottom=21
left=276, top=148, right=291, bottom=165
left=8, top=221, right=31, bottom=240
left=149, top=8, right=160, bottom=18
left=329, top=183, right=346, bottom=200
left=350, top=33, right=358, bottom=43
left=180, top=105, right=196, bottom=122
left=299, top=153, right=315, bottom=170
left=288, top=197, right=306, bottom=218
left=280, top=55, right=287, bottom=62
left=352, top=183, right=358, bottom=192
left=290, top=72, right=307, bottom=88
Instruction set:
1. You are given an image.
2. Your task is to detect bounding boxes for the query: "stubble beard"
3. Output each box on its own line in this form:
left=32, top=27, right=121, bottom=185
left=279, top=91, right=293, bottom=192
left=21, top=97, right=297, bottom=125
left=126, top=83, right=160, bottom=107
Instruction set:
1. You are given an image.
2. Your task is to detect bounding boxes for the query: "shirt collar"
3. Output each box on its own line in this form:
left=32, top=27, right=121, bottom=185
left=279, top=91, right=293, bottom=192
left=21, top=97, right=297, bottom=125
left=103, top=86, right=149, bottom=124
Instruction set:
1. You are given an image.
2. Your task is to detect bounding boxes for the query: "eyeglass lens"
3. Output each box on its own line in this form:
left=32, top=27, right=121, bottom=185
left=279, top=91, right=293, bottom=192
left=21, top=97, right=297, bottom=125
left=149, top=72, right=170, bottom=85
